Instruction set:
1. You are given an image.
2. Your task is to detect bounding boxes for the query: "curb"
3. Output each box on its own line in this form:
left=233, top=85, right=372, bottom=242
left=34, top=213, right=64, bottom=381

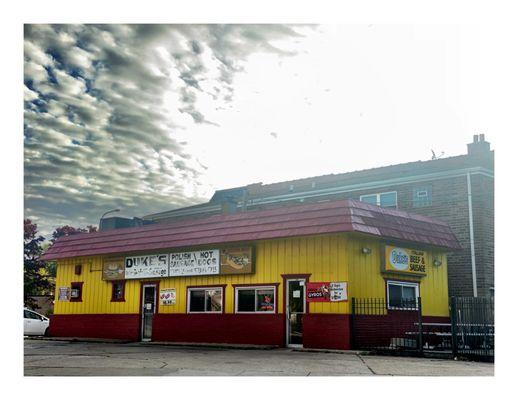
left=136, top=341, right=279, bottom=350
left=290, top=348, right=371, bottom=355
left=24, top=337, right=278, bottom=350
left=24, top=336, right=133, bottom=344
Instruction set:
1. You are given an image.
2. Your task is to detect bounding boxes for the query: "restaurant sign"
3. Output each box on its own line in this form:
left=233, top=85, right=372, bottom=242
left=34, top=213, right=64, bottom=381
left=159, top=288, right=176, bottom=306
left=220, top=247, right=254, bottom=275
left=170, top=250, right=220, bottom=276
left=306, top=282, right=348, bottom=302
left=58, top=286, right=70, bottom=301
left=103, top=246, right=254, bottom=280
left=125, top=254, right=169, bottom=279
left=383, top=245, right=427, bottom=276
left=102, top=257, right=125, bottom=281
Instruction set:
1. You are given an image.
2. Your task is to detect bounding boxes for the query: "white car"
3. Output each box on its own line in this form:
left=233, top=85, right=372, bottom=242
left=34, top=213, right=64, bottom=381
left=24, top=308, right=50, bottom=336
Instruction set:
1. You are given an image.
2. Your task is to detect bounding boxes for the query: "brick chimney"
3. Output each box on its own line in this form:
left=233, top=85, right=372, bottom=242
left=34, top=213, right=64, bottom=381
left=467, top=134, right=491, bottom=156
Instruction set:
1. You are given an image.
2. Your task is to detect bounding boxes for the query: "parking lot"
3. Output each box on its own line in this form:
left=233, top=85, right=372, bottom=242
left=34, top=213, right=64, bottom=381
left=24, top=339, right=494, bottom=376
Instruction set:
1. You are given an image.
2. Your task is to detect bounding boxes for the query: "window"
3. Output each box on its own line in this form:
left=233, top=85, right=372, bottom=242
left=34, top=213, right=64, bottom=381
left=413, top=186, right=432, bottom=207
left=387, top=281, right=419, bottom=309
left=24, top=310, right=41, bottom=320
left=360, top=191, right=397, bottom=208
left=111, top=281, right=125, bottom=302
left=235, top=286, right=276, bottom=313
left=188, top=287, right=223, bottom=313
left=70, top=282, right=83, bottom=302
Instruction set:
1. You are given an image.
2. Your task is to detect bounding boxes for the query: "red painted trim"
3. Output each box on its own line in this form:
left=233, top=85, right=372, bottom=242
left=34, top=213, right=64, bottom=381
left=70, top=282, right=83, bottom=302
left=110, top=280, right=126, bottom=302
left=49, top=314, right=140, bottom=341
left=152, top=313, right=284, bottom=346
left=281, top=274, right=311, bottom=315
left=185, top=284, right=227, bottom=313
left=303, top=314, right=351, bottom=350
left=281, top=274, right=312, bottom=280
left=232, top=283, right=279, bottom=313
left=282, top=274, right=311, bottom=347
left=231, top=283, right=281, bottom=287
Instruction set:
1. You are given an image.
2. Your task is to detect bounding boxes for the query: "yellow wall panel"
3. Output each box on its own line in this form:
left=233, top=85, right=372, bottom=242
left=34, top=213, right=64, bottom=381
left=53, top=233, right=449, bottom=317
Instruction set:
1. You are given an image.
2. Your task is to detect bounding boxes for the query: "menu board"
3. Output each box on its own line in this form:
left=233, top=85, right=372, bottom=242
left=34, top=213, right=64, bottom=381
left=159, top=289, right=176, bottom=306
left=169, top=250, right=220, bottom=276
left=307, top=282, right=348, bottom=302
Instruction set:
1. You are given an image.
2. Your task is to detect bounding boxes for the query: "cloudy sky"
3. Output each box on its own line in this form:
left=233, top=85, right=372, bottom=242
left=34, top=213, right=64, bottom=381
left=24, top=24, right=483, bottom=236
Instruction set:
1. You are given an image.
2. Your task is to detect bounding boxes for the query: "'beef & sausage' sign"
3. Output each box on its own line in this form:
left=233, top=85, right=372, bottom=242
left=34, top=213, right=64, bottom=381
left=383, top=245, right=427, bottom=276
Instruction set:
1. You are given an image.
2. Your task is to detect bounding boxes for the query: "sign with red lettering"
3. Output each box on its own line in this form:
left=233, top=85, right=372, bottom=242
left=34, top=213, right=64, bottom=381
left=306, top=282, right=348, bottom=302
left=307, top=282, right=331, bottom=302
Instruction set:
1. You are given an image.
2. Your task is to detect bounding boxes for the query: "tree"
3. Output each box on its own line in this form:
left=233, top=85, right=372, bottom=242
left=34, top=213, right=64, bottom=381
left=24, top=219, right=52, bottom=309
left=51, top=224, right=97, bottom=243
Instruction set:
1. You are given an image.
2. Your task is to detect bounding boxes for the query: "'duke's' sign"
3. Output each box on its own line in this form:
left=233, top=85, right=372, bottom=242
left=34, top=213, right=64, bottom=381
left=169, top=250, right=220, bottom=276
left=125, top=254, right=169, bottom=279
left=383, top=245, right=427, bottom=275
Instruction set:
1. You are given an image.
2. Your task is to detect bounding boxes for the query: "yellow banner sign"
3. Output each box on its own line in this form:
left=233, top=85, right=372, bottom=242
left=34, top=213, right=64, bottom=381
left=383, top=245, right=427, bottom=275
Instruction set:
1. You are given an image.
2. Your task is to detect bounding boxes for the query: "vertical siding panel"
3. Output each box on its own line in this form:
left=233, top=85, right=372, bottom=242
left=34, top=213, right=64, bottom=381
left=52, top=234, right=450, bottom=320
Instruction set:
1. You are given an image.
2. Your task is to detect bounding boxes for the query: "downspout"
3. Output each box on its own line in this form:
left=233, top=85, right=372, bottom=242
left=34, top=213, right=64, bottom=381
left=467, top=172, right=478, bottom=297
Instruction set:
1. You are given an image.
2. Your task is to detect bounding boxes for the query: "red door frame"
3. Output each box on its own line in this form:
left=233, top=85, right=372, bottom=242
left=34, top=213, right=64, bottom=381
left=281, top=274, right=311, bottom=346
left=139, top=281, right=160, bottom=340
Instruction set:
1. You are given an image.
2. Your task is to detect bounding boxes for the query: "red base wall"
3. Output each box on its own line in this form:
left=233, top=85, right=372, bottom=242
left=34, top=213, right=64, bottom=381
left=49, top=314, right=140, bottom=341
left=302, top=314, right=351, bottom=350
left=152, top=313, right=285, bottom=346
left=352, top=312, right=450, bottom=349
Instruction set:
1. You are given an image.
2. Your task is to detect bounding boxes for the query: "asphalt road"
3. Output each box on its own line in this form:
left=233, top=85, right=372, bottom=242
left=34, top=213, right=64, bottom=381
left=24, top=339, right=494, bottom=376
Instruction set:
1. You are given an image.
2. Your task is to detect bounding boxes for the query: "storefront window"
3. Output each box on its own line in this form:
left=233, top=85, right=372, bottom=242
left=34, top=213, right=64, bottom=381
left=236, top=287, right=275, bottom=313
left=188, top=288, right=223, bottom=313
left=70, top=282, right=83, bottom=302
left=387, top=281, right=419, bottom=309
left=111, top=281, right=125, bottom=302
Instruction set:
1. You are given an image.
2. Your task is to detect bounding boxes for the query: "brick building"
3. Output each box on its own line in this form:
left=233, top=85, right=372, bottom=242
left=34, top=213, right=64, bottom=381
left=143, top=135, right=494, bottom=298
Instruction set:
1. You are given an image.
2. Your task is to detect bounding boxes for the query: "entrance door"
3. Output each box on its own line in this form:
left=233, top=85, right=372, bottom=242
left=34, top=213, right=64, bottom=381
left=286, top=279, right=306, bottom=347
left=141, top=284, right=157, bottom=341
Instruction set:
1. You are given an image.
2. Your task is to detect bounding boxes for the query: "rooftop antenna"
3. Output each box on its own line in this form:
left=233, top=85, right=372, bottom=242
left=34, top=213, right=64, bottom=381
left=431, top=149, right=444, bottom=160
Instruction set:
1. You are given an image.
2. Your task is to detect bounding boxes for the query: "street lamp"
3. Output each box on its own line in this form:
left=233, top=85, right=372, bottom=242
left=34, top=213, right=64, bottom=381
left=99, top=208, right=121, bottom=230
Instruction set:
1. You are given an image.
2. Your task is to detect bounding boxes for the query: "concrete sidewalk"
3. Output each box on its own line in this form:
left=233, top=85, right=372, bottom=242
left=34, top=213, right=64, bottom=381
left=24, top=339, right=493, bottom=376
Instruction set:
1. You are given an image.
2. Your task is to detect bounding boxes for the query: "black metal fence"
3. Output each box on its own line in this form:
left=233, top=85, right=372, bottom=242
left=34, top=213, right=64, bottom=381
left=351, top=296, right=494, bottom=360
left=351, top=297, right=424, bottom=354
left=451, top=297, right=494, bottom=360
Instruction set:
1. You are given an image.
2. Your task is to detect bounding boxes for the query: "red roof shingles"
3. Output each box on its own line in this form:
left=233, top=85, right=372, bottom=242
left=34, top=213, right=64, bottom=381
left=41, top=199, right=461, bottom=261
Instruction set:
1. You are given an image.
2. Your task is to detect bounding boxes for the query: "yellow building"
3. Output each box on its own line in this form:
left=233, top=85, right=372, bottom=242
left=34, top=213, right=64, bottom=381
left=42, top=199, right=459, bottom=350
